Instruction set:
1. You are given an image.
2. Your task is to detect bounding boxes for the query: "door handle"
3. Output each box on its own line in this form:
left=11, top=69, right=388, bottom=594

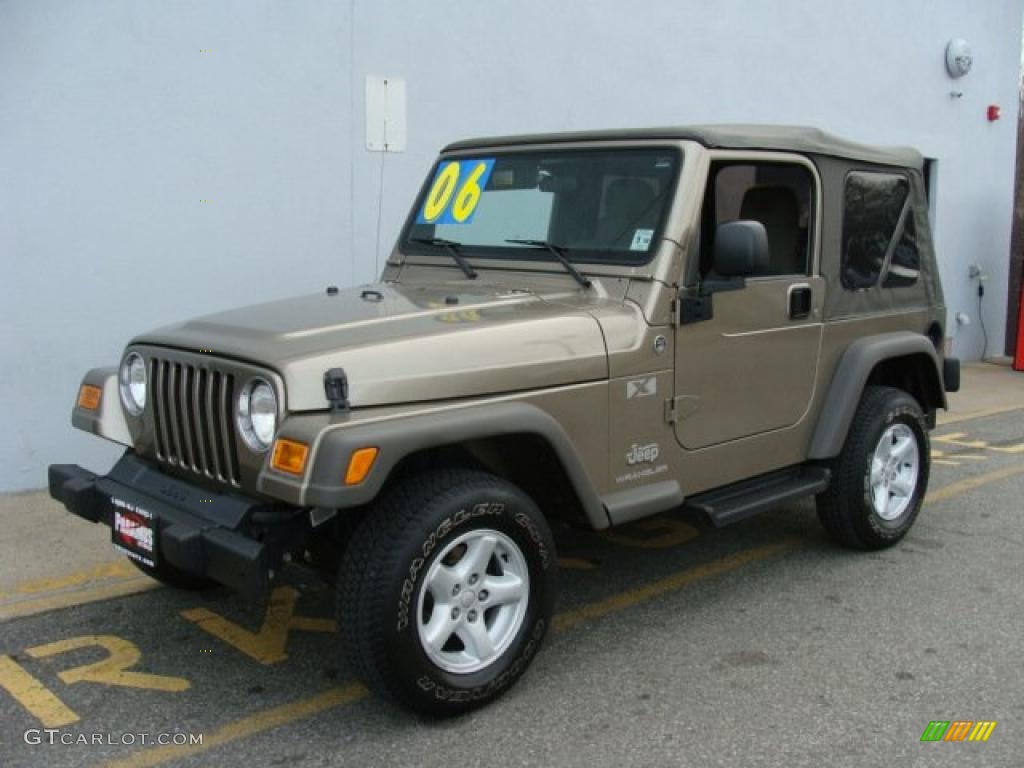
left=788, top=284, right=812, bottom=320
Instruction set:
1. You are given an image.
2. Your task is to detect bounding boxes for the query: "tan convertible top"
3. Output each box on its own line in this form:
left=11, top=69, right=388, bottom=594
left=444, top=124, right=923, bottom=169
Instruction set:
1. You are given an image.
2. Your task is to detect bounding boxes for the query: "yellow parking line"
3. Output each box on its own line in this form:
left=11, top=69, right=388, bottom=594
left=990, top=442, right=1024, bottom=454
left=937, top=405, right=1024, bottom=426
left=0, top=560, right=136, bottom=600
left=932, top=432, right=988, bottom=449
left=925, top=462, right=1024, bottom=504
left=103, top=684, right=369, bottom=768
left=552, top=540, right=795, bottom=633
left=0, top=577, right=157, bottom=622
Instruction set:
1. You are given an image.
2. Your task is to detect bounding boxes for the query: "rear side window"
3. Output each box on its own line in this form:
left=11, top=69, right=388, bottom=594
left=841, top=172, right=910, bottom=289
left=883, top=213, right=920, bottom=288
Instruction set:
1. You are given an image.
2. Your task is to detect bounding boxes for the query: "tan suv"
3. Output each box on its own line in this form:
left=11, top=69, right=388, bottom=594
left=50, top=125, right=959, bottom=715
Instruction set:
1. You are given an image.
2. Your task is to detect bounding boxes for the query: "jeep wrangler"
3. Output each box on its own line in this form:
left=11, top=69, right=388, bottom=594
left=50, top=125, right=959, bottom=715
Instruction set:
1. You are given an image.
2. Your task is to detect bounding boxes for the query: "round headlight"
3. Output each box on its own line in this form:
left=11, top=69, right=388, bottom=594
left=119, top=353, right=147, bottom=416
left=237, top=379, right=277, bottom=452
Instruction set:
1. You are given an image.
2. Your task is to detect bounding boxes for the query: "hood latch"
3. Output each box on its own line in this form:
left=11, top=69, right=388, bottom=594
left=324, top=368, right=351, bottom=413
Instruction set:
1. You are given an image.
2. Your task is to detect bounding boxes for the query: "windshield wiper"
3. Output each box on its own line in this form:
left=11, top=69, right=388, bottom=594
left=504, top=239, right=592, bottom=289
left=410, top=237, right=477, bottom=279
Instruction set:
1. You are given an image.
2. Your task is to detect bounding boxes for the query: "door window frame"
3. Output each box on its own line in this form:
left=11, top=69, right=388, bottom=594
left=697, top=151, right=823, bottom=282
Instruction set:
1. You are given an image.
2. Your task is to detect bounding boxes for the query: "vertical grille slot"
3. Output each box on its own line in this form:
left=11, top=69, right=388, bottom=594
left=166, top=362, right=185, bottom=464
left=219, top=373, right=240, bottom=482
left=151, top=359, right=168, bottom=459
left=205, top=369, right=225, bottom=480
left=149, top=356, right=240, bottom=486
left=177, top=364, right=196, bottom=469
left=191, top=368, right=210, bottom=476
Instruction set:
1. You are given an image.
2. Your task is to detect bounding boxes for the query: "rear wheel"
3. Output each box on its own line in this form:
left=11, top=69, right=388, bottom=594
left=338, top=469, right=557, bottom=715
left=817, top=386, right=930, bottom=550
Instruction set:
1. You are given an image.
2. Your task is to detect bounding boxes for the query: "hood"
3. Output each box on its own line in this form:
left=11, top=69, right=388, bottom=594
left=134, top=281, right=612, bottom=411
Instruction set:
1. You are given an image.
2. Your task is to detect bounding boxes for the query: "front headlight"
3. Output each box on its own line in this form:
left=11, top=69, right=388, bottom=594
left=237, top=379, right=277, bottom=452
left=119, top=352, right=147, bottom=415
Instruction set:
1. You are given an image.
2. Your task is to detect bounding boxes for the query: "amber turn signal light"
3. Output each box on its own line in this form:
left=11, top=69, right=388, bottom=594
left=77, top=385, right=102, bottom=411
left=271, top=439, right=309, bottom=475
left=345, top=447, right=379, bottom=486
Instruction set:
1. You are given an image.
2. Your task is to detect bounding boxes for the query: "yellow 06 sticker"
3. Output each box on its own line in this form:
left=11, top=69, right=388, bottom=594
left=417, top=158, right=496, bottom=225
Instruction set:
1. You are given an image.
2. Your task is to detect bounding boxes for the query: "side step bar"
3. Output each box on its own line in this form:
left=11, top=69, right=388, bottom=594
left=684, top=466, right=831, bottom=528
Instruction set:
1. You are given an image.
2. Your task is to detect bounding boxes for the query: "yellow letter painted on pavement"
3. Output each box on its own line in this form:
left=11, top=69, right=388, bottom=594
left=0, top=654, right=79, bottom=727
left=180, top=586, right=335, bottom=665
left=25, top=635, right=190, bottom=692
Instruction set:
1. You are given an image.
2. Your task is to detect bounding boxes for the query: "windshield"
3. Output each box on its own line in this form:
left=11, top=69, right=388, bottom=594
left=402, top=147, right=681, bottom=266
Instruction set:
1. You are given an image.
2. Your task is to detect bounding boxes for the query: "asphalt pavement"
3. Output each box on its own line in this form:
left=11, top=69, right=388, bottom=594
left=1, top=408, right=1022, bottom=768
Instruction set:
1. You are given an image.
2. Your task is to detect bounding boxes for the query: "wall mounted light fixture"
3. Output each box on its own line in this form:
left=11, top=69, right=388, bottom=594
left=945, top=39, right=973, bottom=78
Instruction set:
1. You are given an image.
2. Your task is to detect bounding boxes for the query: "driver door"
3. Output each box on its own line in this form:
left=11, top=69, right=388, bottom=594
left=673, top=155, right=823, bottom=451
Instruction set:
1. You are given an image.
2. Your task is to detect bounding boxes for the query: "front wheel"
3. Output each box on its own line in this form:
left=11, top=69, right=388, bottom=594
left=816, top=386, right=930, bottom=550
left=338, top=469, right=557, bottom=715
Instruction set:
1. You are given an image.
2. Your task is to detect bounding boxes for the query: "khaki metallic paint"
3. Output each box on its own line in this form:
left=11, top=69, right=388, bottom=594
left=265, top=380, right=611, bottom=512
left=134, top=281, right=610, bottom=412
left=68, top=134, right=949, bottom=527
left=673, top=276, right=825, bottom=449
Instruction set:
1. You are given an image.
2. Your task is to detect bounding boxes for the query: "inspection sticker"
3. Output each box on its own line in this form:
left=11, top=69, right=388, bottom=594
left=630, top=228, right=654, bottom=251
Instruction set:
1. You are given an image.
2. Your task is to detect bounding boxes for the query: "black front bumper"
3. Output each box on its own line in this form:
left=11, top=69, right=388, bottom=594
left=49, top=455, right=303, bottom=599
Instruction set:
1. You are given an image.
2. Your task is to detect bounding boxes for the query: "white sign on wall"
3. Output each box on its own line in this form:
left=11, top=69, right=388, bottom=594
left=365, top=75, right=407, bottom=152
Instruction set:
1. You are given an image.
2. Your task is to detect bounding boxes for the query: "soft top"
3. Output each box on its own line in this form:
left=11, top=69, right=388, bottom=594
left=444, top=124, right=922, bottom=169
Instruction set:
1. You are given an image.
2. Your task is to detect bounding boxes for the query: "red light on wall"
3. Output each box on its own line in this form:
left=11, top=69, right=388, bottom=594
left=987, top=105, right=1001, bottom=121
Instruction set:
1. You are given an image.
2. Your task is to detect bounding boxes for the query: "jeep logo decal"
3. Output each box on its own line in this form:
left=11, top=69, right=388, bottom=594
left=626, top=443, right=660, bottom=465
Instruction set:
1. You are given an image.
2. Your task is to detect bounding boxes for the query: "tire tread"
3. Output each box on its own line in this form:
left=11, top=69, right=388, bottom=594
left=817, top=385, right=929, bottom=550
left=338, top=468, right=538, bottom=713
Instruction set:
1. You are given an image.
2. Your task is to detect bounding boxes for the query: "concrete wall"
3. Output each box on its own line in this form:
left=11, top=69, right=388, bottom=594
left=1, top=0, right=1021, bottom=492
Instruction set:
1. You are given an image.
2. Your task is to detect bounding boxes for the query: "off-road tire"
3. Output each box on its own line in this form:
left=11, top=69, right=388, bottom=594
left=130, top=558, right=215, bottom=590
left=817, top=385, right=930, bottom=550
left=338, top=469, right=557, bottom=716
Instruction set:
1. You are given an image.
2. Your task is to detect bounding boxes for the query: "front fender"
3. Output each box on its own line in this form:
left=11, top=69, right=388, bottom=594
left=258, top=401, right=611, bottom=529
left=71, top=367, right=132, bottom=447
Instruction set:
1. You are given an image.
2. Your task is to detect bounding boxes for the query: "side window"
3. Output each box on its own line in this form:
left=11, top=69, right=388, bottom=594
left=841, top=172, right=910, bottom=289
left=702, top=162, right=813, bottom=277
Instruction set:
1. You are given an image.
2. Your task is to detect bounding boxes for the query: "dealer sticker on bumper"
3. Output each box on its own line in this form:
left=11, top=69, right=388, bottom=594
left=112, top=497, right=156, bottom=567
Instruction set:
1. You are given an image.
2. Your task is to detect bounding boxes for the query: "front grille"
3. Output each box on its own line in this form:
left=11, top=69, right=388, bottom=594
left=150, top=358, right=240, bottom=486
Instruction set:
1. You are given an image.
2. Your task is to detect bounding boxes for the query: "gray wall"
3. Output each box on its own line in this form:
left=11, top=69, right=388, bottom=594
left=1, top=0, right=1021, bottom=492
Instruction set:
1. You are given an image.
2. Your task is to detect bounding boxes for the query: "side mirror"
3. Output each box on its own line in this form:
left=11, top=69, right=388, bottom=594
left=712, top=220, right=769, bottom=278
left=681, top=220, right=770, bottom=325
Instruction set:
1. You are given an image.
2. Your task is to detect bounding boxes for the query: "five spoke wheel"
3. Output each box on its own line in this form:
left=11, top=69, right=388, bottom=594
left=416, top=530, right=529, bottom=674
left=869, top=423, right=920, bottom=521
